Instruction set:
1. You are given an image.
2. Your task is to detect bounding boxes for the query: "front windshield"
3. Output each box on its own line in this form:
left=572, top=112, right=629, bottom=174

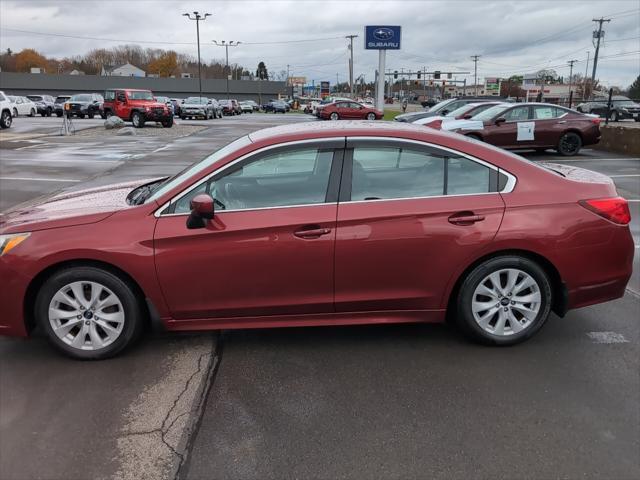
left=128, top=91, right=154, bottom=100
left=145, top=135, right=253, bottom=204
left=71, top=94, right=92, bottom=102
left=27, top=96, right=42, bottom=101
left=428, top=99, right=454, bottom=112
left=219, top=100, right=230, bottom=105
left=471, top=104, right=511, bottom=121
left=55, top=97, right=69, bottom=103
left=445, top=104, right=475, bottom=118
left=185, top=97, right=207, bottom=104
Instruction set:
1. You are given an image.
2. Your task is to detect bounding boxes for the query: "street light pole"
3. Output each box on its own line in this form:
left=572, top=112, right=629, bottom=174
left=345, top=34, right=358, bottom=98
left=183, top=11, right=211, bottom=100
left=213, top=40, right=240, bottom=99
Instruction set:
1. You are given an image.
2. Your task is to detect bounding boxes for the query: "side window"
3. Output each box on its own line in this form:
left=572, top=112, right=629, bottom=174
left=351, top=147, right=445, bottom=201
left=173, top=147, right=334, bottom=213
left=116, top=92, right=126, bottom=102
left=503, top=106, right=530, bottom=121
left=447, top=157, right=491, bottom=195
left=533, top=106, right=557, bottom=119
left=104, top=91, right=115, bottom=101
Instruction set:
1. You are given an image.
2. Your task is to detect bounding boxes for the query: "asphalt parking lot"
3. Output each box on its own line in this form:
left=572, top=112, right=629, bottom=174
left=0, top=114, right=638, bottom=480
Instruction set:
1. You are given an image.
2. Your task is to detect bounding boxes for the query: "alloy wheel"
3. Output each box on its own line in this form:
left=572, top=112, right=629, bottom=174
left=471, top=268, right=541, bottom=336
left=48, top=281, right=125, bottom=351
left=559, top=133, right=580, bottom=155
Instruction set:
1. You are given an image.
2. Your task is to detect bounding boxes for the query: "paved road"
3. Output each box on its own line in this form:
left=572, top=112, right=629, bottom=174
left=0, top=116, right=638, bottom=480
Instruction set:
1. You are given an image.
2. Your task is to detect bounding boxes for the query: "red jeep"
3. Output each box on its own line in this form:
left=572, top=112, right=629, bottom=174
left=102, top=89, right=173, bottom=128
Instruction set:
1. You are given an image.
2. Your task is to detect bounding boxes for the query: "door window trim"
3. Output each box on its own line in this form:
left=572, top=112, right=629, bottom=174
left=155, top=137, right=346, bottom=217
left=339, top=137, right=516, bottom=204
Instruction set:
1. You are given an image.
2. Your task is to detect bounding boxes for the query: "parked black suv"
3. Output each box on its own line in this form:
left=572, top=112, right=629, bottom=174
left=66, top=93, right=104, bottom=119
left=54, top=95, right=71, bottom=117
left=26, top=94, right=55, bottom=116
left=581, top=96, right=640, bottom=122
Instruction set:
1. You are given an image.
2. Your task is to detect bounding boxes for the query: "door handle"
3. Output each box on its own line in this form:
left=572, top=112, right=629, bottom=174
left=556, top=120, right=567, bottom=124
left=294, top=226, right=332, bottom=239
left=448, top=214, right=485, bottom=225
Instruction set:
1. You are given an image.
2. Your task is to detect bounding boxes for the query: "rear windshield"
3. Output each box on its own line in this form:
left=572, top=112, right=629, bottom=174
left=70, top=94, right=93, bottom=102
left=55, top=97, right=70, bottom=103
left=184, top=97, right=208, bottom=104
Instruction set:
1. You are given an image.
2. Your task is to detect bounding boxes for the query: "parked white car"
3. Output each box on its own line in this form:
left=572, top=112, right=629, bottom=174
left=0, top=90, right=13, bottom=129
left=8, top=96, right=37, bottom=117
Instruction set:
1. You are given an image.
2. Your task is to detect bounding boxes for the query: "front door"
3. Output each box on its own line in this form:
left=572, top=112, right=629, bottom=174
left=335, top=140, right=505, bottom=312
left=485, top=105, right=532, bottom=148
left=154, top=141, right=343, bottom=320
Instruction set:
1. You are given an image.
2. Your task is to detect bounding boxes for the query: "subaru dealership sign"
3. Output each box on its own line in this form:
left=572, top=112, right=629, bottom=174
left=365, top=26, right=401, bottom=49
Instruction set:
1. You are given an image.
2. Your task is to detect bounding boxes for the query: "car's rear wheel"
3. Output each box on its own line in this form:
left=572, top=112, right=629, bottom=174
left=104, top=110, right=113, bottom=118
left=131, top=111, right=145, bottom=128
left=366, top=112, right=376, bottom=120
left=12, top=108, right=18, bottom=117
left=330, top=112, right=339, bottom=120
left=557, top=131, right=582, bottom=156
left=30, top=109, right=36, bottom=117
left=0, top=110, right=12, bottom=129
left=36, top=267, right=144, bottom=360
left=88, top=112, right=95, bottom=119
left=162, top=117, right=173, bottom=128
left=456, top=256, right=552, bottom=345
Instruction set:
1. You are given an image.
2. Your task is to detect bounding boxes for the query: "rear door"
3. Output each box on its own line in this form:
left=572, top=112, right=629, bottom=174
left=334, top=138, right=506, bottom=312
left=531, top=105, right=567, bottom=147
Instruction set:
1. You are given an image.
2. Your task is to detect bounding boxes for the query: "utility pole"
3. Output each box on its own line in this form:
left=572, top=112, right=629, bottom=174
left=183, top=11, right=211, bottom=100
left=345, top=35, right=358, bottom=98
left=590, top=17, right=610, bottom=98
left=470, top=55, right=480, bottom=96
left=567, top=59, right=577, bottom=107
left=213, top=40, right=240, bottom=99
left=584, top=51, right=590, bottom=100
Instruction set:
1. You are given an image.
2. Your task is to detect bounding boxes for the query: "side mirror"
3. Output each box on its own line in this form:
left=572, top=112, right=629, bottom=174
left=186, top=193, right=215, bottom=229
left=495, top=117, right=506, bottom=125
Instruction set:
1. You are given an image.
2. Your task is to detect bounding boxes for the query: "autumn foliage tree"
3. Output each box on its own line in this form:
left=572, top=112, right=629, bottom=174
left=147, top=51, right=178, bottom=77
left=14, top=48, right=48, bottom=72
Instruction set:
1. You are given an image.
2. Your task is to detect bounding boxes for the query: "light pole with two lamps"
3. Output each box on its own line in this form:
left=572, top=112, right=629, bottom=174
left=183, top=11, right=211, bottom=100
left=212, top=40, right=241, bottom=99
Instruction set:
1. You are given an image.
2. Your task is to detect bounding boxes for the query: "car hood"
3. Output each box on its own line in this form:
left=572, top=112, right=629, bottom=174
left=0, top=178, right=162, bottom=234
left=441, top=118, right=486, bottom=131
left=182, top=102, right=207, bottom=108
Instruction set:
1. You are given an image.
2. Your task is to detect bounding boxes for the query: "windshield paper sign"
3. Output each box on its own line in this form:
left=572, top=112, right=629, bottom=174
left=365, top=26, right=401, bottom=49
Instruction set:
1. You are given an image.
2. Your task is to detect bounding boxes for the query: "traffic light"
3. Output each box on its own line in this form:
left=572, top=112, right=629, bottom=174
left=417, top=71, right=421, bottom=79
left=434, top=71, right=441, bottom=79
left=394, top=70, right=398, bottom=79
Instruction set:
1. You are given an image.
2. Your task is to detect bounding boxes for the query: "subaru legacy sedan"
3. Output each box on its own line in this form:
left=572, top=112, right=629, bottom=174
left=0, top=122, right=633, bottom=359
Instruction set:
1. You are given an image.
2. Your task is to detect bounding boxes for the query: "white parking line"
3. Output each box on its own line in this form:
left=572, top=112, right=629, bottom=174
left=586, top=332, right=629, bottom=344
left=0, top=176, right=80, bottom=183
left=610, top=174, right=640, bottom=178
left=549, top=157, right=640, bottom=162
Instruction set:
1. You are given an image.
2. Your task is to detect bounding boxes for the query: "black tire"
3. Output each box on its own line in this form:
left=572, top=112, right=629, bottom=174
left=30, top=109, right=36, bottom=117
left=46, top=107, right=52, bottom=117
left=0, top=110, right=11, bottom=129
left=78, top=114, right=85, bottom=119
left=557, top=131, right=582, bottom=156
left=12, top=108, right=18, bottom=117
left=131, top=111, right=145, bottom=128
left=40, top=111, right=47, bottom=117
left=456, top=256, right=553, bottom=346
left=162, top=117, right=173, bottom=128
left=56, top=112, right=63, bottom=117
left=88, top=112, right=95, bottom=119
left=635, top=117, right=640, bottom=122
left=610, top=111, right=618, bottom=122
left=35, top=266, right=144, bottom=360
left=180, top=115, right=186, bottom=120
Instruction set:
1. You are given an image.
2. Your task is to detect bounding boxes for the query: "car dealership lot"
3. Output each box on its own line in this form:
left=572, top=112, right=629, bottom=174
left=1, top=115, right=639, bottom=480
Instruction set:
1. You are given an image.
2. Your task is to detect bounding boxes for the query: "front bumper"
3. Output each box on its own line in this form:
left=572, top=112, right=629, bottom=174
left=0, top=259, right=30, bottom=337
left=142, top=108, right=172, bottom=121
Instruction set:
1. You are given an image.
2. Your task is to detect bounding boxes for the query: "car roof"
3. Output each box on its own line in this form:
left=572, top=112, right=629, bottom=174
left=248, top=120, right=463, bottom=145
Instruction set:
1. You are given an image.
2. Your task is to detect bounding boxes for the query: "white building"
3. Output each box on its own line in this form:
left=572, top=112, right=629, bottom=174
left=101, top=63, right=146, bottom=77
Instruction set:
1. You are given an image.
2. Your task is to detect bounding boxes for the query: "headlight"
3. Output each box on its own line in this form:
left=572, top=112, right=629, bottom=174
left=0, top=233, right=30, bottom=256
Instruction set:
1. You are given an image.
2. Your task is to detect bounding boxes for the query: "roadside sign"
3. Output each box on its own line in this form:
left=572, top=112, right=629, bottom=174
left=365, top=26, right=401, bottom=50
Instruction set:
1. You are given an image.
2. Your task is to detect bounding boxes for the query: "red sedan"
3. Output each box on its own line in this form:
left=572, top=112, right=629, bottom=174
left=0, top=122, right=633, bottom=359
left=319, top=101, right=382, bottom=120
left=443, top=103, right=601, bottom=155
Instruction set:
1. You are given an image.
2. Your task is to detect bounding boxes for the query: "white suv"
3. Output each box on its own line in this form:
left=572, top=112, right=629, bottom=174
left=0, top=91, right=12, bottom=129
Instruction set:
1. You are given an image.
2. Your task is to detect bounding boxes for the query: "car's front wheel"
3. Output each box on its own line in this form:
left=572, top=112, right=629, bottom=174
left=456, top=256, right=553, bottom=345
left=0, top=110, right=12, bottom=129
left=366, top=112, right=376, bottom=120
left=557, top=131, right=582, bottom=156
left=36, top=267, right=144, bottom=359
left=131, top=111, right=145, bottom=128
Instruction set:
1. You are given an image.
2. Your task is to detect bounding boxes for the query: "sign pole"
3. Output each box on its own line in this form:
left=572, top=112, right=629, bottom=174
left=376, top=49, right=386, bottom=111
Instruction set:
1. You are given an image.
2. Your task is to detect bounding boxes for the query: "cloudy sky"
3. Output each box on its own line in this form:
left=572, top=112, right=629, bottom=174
left=1, top=0, right=638, bottom=88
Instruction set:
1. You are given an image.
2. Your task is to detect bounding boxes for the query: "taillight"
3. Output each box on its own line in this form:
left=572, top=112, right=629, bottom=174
left=590, top=117, right=602, bottom=125
left=427, top=119, right=443, bottom=129
left=579, top=197, right=631, bottom=225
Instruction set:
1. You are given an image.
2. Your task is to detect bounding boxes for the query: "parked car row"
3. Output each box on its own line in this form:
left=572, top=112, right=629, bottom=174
left=576, top=96, right=640, bottom=122
left=407, top=98, right=602, bottom=156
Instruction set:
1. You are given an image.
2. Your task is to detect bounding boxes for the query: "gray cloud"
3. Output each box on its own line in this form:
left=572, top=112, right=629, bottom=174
left=0, top=0, right=638, bottom=87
